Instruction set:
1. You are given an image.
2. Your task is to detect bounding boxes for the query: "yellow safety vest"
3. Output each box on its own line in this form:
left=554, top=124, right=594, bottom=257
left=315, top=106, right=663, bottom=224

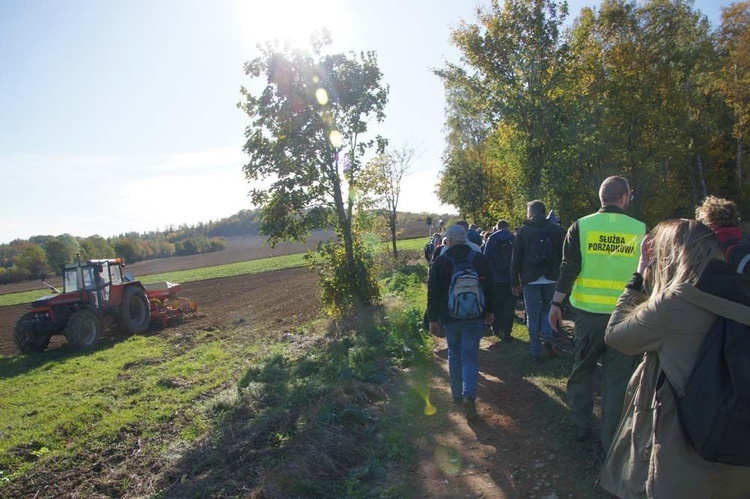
left=569, top=211, right=645, bottom=314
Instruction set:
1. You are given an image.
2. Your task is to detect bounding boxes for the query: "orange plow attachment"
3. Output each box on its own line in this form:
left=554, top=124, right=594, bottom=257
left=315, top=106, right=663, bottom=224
left=144, top=281, right=198, bottom=328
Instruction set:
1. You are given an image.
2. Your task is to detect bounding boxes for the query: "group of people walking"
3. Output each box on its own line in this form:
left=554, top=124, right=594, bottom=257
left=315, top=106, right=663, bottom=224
left=425, top=176, right=750, bottom=497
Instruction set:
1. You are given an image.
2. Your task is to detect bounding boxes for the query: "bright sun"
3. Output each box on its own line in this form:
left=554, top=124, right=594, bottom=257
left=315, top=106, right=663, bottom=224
left=233, top=0, right=347, bottom=49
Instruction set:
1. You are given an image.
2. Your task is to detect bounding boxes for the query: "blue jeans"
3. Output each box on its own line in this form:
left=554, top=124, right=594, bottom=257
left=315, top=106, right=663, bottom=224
left=442, top=319, right=484, bottom=401
left=523, top=283, right=556, bottom=359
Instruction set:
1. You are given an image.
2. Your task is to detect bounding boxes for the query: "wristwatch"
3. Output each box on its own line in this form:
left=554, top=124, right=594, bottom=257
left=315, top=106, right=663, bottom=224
left=551, top=301, right=563, bottom=308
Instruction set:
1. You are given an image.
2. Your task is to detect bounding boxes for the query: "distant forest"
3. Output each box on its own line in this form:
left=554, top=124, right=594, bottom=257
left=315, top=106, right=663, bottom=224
left=0, top=210, right=439, bottom=285
left=0, top=209, right=264, bottom=284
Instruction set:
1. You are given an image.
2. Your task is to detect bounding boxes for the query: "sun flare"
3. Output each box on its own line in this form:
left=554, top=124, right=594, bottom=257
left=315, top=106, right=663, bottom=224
left=234, top=0, right=346, bottom=49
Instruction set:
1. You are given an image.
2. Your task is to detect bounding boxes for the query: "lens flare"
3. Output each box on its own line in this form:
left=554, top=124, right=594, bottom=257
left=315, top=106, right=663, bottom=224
left=434, top=445, right=462, bottom=475
left=329, top=130, right=343, bottom=148
left=315, top=88, right=329, bottom=105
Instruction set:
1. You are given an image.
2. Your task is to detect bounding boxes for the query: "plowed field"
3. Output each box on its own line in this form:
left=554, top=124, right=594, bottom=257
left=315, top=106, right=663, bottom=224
left=0, top=234, right=329, bottom=357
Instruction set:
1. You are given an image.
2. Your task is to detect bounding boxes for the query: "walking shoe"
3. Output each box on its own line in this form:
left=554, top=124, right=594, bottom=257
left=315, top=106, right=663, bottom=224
left=463, top=397, right=478, bottom=421
left=452, top=396, right=463, bottom=405
left=543, top=340, right=557, bottom=358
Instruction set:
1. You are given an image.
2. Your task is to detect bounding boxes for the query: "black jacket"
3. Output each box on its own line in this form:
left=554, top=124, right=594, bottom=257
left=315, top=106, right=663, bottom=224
left=427, top=244, right=495, bottom=324
left=510, top=217, right=566, bottom=288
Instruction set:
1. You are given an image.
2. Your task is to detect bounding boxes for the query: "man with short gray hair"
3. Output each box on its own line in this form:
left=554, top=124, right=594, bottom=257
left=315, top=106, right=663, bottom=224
left=427, top=224, right=495, bottom=421
left=548, top=176, right=645, bottom=449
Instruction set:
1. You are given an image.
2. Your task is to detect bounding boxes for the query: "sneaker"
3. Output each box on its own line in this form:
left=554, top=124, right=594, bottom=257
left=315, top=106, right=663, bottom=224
left=543, top=340, right=557, bottom=358
left=463, top=397, right=478, bottom=421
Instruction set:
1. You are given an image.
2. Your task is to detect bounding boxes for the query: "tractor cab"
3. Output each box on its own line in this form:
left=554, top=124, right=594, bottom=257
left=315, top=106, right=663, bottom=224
left=61, top=258, right=125, bottom=309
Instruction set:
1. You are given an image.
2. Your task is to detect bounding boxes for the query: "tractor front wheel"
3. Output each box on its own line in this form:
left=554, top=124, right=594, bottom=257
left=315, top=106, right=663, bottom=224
left=66, top=307, right=102, bottom=349
left=14, top=313, right=51, bottom=354
left=119, top=287, right=150, bottom=334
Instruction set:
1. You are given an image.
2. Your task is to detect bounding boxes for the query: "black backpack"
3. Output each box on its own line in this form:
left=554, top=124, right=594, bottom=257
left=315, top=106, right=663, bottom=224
left=674, top=316, right=750, bottom=466
left=531, top=224, right=554, bottom=264
left=490, top=237, right=513, bottom=275
left=726, top=242, right=750, bottom=276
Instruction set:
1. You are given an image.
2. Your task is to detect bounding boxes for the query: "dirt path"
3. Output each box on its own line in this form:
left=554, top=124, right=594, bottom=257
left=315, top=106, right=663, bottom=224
left=409, top=320, right=614, bottom=499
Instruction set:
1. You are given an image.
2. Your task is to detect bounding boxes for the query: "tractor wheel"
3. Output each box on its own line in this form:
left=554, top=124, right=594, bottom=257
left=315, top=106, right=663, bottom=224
left=119, top=287, right=150, bottom=334
left=14, top=313, right=51, bottom=354
left=66, top=307, right=102, bottom=349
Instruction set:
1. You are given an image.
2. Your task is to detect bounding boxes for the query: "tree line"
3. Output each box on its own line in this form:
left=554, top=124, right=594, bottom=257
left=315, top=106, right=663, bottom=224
left=0, top=209, right=265, bottom=284
left=436, top=0, right=750, bottom=230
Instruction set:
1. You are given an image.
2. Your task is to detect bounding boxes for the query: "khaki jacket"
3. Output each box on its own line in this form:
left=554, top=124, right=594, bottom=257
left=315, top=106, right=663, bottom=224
left=600, top=283, right=750, bottom=498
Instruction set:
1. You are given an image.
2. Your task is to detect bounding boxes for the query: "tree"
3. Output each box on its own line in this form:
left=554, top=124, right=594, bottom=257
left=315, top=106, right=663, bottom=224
left=716, top=1, right=750, bottom=185
left=16, top=243, right=48, bottom=278
left=238, top=33, right=388, bottom=312
left=438, top=0, right=569, bottom=200
left=360, top=142, right=418, bottom=259
left=80, top=235, right=115, bottom=260
left=44, top=238, right=69, bottom=274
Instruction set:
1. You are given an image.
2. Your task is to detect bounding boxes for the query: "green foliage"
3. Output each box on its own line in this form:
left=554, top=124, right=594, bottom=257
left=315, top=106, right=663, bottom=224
left=15, top=243, right=48, bottom=278
left=310, top=238, right=381, bottom=317
left=436, top=0, right=750, bottom=229
left=238, top=32, right=389, bottom=309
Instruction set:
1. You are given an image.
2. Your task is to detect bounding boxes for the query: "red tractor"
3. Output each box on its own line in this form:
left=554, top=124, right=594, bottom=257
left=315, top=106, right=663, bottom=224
left=14, top=258, right=153, bottom=353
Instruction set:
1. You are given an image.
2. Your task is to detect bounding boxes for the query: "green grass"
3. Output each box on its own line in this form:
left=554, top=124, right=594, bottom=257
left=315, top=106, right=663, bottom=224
left=0, top=245, right=435, bottom=497
left=0, top=332, right=241, bottom=482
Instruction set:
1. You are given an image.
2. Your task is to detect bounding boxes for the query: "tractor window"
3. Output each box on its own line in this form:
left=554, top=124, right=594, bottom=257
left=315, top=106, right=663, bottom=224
left=62, top=267, right=97, bottom=292
left=110, top=264, right=124, bottom=285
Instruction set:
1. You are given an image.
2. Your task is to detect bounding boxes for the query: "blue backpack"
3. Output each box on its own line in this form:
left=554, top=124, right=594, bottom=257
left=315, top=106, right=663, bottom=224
left=445, top=251, right=485, bottom=320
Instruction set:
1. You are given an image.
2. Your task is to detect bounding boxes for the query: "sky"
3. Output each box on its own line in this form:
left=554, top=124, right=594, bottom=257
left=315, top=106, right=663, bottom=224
left=0, top=0, right=725, bottom=244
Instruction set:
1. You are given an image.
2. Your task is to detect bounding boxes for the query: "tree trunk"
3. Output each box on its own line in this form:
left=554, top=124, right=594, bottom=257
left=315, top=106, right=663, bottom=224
left=697, top=154, right=707, bottom=198
left=389, top=213, right=398, bottom=259
left=331, top=174, right=361, bottom=307
left=738, top=133, right=743, bottom=183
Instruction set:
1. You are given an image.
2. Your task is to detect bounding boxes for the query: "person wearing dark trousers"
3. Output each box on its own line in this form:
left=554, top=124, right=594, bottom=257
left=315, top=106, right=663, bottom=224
left=428, top=224, right=495, bottom=421
left=483, top=220, right=516, bottom=341
left=548, top=176, right=646, bottom=451
left=511, top=200, right=566, bottom=362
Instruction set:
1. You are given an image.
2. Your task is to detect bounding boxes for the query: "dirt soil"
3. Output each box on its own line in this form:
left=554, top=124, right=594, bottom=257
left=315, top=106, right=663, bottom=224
left=0, top=231, right=614, bottom=498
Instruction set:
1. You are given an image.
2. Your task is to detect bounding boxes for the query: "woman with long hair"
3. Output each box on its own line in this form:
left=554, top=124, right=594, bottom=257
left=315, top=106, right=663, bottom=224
left=599, top=219, right=750, bottom=498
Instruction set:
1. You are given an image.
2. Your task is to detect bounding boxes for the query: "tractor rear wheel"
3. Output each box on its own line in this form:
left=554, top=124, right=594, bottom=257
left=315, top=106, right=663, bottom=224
left=66, top=307, right=102, bottom=349
left=14, top=313, right=51, bottom=354
left=119, top=287, right=150, bottom=334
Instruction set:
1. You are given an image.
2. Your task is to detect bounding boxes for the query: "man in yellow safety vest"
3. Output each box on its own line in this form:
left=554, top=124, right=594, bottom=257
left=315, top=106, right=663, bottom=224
left=548, top=176, right=646, bottom=451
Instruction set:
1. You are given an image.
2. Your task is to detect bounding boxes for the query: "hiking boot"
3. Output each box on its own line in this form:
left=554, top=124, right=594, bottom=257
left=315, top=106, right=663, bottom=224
left=463, top=397, right=478, bottom=421
left=543, top=340, right=557, bottom=358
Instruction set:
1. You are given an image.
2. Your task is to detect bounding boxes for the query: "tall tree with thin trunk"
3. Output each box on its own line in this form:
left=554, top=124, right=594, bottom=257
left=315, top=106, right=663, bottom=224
left=238, top=33, right=389, bottom=312
left=360, top=142, right=418, bottom=259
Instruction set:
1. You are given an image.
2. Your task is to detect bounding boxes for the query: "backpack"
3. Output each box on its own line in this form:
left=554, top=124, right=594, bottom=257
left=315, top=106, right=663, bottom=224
left=444, top=251, right=485, bottom=320
left=531, top=224, right=554, bottom=264
left=491, top=238, right=513, bottom=275
left=424, top=241, right=435, bottom=263
left=674, top=316, right=750, bottom=466
left=725, top=242, right=750, bottom=276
